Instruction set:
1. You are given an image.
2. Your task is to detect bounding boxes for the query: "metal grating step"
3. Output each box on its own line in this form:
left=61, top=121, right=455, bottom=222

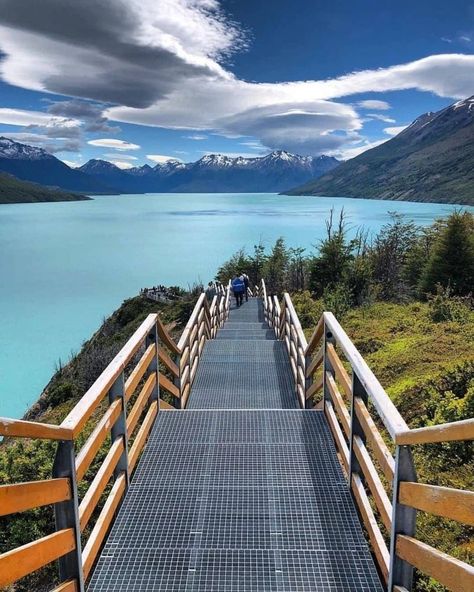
left=88, top=411, right=383, bottom=592
left=216, top=330, right=275, bottom=340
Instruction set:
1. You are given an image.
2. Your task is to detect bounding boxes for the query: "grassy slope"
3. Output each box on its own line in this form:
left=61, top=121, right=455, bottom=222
left=0, top=173, right=90, bottom=204
left=294, top=296, right=473, bottom=591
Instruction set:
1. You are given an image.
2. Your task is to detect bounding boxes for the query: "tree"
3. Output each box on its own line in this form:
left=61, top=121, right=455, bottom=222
left=420, top=211, right=474, bottom=297
left=264, top=237, right=289, bottom=294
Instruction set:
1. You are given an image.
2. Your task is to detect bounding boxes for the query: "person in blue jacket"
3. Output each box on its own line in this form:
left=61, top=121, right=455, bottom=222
left=231, top=274, right=246, bottom=307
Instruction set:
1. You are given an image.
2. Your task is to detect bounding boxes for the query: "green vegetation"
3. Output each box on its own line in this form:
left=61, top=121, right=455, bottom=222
left=0, top=172, right=90, bottom=204
left=0, top=291, right=197, bottom=591
left=217, top=210, right=473, bottom=592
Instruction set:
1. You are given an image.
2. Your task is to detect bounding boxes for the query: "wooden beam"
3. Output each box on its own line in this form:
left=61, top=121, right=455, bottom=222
left=61, top=314, right=157, bottom=437
left=352, top=473, right=390, bottom=581
left=306, top=344, right=324, bottom=378
left=159, top=373, right=180, bottom=399
left=325, top=372, right=351, bottom=438
left=124, top=343, right=156, bottom=401
left=129, top=401, right=158, bottom=473
left=156, top=315, right=181, bottom=355
left=305, top=374, right=324, bottom=400
left=0, top=478, right=71, bottom=516
left=0, top=417, right=73, bottom=441
left=354, top=397, right=395, bottom=483
left=51, top=580, right=78, bottom=592
left=306, top=315, right=324, bottom=356
left=399, top=482, right=474, bottom=526
left=323, top=312, right=408, bottom=440
left=326, top=343, right=352, bottom=399
left=396, top=418, right=474, bottom=445
left=0, top=528, right=75, bottom=587
left=159, top=398, right=175, bottom=410
left=158, top=347, right=179, bottom=378
left=82, top=473, right=126, bottom=579
left=325, top=401, right=349, bottom=471
left=75, top=399, right=122, bottom=482
left=396, top=535, right=474, bottom=592
left=126, top=373, right=156, bottom=438
left=79, top=438, right=124, bottom=531
left=352, top=435, right=392, bottom=531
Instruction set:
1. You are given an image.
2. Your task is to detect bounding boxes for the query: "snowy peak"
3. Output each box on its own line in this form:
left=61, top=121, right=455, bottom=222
left=0, top=137, right=54, bottom=161
left=79, top=159, right=121, bottom=173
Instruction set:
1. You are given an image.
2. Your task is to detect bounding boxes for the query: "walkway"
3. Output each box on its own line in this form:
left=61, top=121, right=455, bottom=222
left=87, top=299, right=383, bottom=591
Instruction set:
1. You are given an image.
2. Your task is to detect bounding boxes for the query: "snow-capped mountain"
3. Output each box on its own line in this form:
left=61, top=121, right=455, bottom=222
left=0, top=137, right=112, bottom=193
left=79, top=150, right=339, bottom=193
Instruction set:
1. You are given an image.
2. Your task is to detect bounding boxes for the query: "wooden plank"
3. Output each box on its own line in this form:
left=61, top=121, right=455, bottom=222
left=181, top=383, right=191, bottom=409
left=353, top=435, right=392, bottom=531
left=79, top=438, right=124, bottom=531
left=129, top=401, right=158, bottom=473
left=61, top=314, right=157, bottom=437
left=179, top=345, right=190, bottom=371
left=124, top=343, right=156, bottom=401
left=283, top=293, right=308, bottom=349
left=324, top=312, right=408, bottom=440
left=305, top=374, right=323, bottom=400
left=159, top=373, right=180, bottom=399
left=297, top=384, right=305, bottom=408
left=289, top=356, right=297, bottom=382
left=354, top=397, right=395, bottom=483
left=159, top=398, right=175, bottom=410
left=306, top=344, right=324, bottom=378
left=198, top=333, right=206, bottom=355
left=51, top=579, right=78, bottom=592
left=75, top=399, right=122, bottom=482
left=396, top=418, right=474, bottom=445
left=180, top=365, right=190, bottom=389
left=126, top=373, right=156, bottom=437
left=325, top=401, right=349, bottom=471
left=396, top=535, right=474, bottom=592
left=325, top=372, right=351, bottom=438
left=0, top=528, right=75, bottom=587
left=177, top=294, right=206, bottom=351
left=0, top=417, right=73, bottom=441
left=297, top=366, right=305, bottom=389
left=306, top=315, right=324, bottom=355
left=399, top=482, right=474, bottom=526
left=156, top=315, right=180, bottom=355
left=158, top=347, right=179, bottom=377
left=0, top=478, right=71, bottom=516
left=190, top=356, right=199, bottom=385
left=326, top=343, right=352, bottom=399
left=82, top=473, right=126, bottom=579
left=352, top=473, right=390, bottom=581
left=393, top=587, right=409, bottom=592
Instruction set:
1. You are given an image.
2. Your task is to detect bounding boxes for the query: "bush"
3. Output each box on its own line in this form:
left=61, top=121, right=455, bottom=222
left=428, top=285, right=472, bottom=323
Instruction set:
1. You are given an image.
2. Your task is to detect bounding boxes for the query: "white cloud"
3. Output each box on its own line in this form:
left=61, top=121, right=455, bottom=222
left=184, top=134, right=207, bottom=140
left=357, top=100, right=391, bottom=110
left=109, top=160, right=135, bottom=169
left=366, top=113, right=396, bottom=123
left=201, top=150, right=265, bottom=159
left=384, top=125, right=408, bottom=136
left=1, top=1, right=474, bottom=155
left=88, top=138, right=140, bottom=150
left=0, top=107, right=81, bottom=128
left=331, top=139, right=389, bottom=160
left=147, top=154, right=182, bottom=163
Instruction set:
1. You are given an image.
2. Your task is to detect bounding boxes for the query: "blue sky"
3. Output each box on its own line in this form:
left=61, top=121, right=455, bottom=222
left=0, top=0, right=473, bottom=167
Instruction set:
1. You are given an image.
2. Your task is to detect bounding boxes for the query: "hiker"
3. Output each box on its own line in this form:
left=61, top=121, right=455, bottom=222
left=240, top=272, right=250, bottom=302
left=206, top=281, right=217, bottom=300
left=231, top=274, right=246, bottom=307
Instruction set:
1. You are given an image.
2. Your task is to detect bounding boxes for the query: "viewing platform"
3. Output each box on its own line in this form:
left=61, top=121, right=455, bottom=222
left=1, top=282, right=473, bottom=592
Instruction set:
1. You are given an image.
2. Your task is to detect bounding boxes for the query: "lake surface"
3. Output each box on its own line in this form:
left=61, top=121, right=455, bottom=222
left=0, top=193, right=469, bottom=418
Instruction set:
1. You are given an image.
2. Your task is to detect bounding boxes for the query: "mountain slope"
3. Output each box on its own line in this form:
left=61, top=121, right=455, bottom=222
left=286, top=97, right=474, bottom=205
left=0, top=137, right=114, bottom=193
left=81, top=151, right=339, bottom=193
left=0, top=173, right=90, bottom=204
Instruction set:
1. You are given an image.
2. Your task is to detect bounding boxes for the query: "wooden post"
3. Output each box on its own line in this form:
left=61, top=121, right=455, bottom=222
left=52, top=441, right=85, bottom=591
left=388, top=446, right=417, bottom=591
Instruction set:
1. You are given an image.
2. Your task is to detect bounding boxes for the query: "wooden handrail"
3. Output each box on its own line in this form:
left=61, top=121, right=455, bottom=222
left=396, top=417, right=474, bottom=445
left=61, top=314, right=158, bottom=437
left=0, top=478, right=71, bottom=516
left=0, top=417, right=73, bottom=440
left=156, top=315, right=180, bottom=355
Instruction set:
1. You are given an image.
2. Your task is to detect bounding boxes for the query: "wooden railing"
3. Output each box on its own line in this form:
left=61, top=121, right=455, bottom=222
left=0, top=285, right=231, bottom=591
left=261, top=280, right=474, bottom=592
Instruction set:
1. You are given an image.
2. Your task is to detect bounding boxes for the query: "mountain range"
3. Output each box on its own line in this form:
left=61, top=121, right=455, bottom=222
left=0, top=138, right=339, bottom=195
left=286, top=95, right=474, bottom=205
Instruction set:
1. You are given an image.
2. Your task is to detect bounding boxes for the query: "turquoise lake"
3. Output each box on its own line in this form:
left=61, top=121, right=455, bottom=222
left=0, top=192, right=470, bottom=418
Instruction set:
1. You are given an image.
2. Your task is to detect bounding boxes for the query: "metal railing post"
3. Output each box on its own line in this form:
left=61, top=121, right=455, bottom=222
left=388, top=445, right=417, bottom=591
left=52, top=440, right=85, bottom=591
left=147, top=322, right=161, bottom=404
left=349, top=373, right=368, bottom=488
left=304, top=350, right=313, bottom=409
left=108, top=370, right=130, bottom=486
left=322, top=320, right=336, bottom=411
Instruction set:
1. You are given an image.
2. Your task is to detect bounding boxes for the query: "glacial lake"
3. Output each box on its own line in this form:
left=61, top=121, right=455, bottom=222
left=0, top=192, right=470, bottom=418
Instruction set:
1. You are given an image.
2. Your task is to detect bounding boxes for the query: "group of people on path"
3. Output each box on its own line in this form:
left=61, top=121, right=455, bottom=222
left=231, top=272, right=249, bottom=307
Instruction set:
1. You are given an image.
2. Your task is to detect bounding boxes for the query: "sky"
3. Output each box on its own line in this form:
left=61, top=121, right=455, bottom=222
left=0, top=0, right=473, bottom=168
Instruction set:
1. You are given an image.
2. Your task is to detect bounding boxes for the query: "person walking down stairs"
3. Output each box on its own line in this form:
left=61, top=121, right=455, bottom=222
left=231, top=274, right=246, bottom=307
